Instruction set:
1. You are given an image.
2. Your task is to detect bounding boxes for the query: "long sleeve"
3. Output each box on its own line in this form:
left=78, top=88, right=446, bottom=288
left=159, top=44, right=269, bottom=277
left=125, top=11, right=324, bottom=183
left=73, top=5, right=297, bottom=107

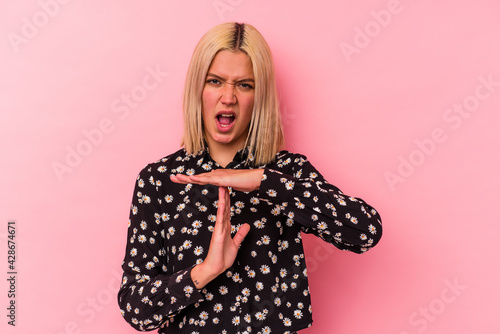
left=117, top=166, right=204, bottom=331
left=118, top=149, right=381, bottom=333
left=257, top=153, right=382, bottom=254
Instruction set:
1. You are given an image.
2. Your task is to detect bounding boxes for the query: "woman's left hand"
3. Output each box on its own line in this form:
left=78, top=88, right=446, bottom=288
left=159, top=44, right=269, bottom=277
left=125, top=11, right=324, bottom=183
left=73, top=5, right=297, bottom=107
left=170, top=169, right=264, bottom=192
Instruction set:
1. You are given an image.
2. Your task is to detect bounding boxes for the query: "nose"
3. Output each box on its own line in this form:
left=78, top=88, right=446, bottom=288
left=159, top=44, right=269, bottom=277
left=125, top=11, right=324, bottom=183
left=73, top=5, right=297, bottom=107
left=221, top=83, right=237, bottom=105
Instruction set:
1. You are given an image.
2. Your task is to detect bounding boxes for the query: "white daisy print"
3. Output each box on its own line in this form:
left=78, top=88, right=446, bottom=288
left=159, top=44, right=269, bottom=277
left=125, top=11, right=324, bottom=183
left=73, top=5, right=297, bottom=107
left=254, top=220, right=265, bottom=229
left=317, top=222, right=327, bottom=230
left=260, top=265, right=270, bottom=274
left=368, top=224, right=377, bottom=234
left=267, top=189, right=277, bottom=197
left=130, top=248, right=137, bottom=257
left=194, top=246, right=203, bottom=256
left=119, top=149, right=382, bottom=333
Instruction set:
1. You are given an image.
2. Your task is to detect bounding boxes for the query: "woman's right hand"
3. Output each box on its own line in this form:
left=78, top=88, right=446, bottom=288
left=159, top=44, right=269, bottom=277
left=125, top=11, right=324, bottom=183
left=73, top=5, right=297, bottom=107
left=190, top=186, right=250, bottom=289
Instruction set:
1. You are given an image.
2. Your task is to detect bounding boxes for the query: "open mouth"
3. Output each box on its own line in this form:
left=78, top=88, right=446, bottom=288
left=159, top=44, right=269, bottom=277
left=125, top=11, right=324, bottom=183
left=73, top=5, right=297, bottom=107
left=216, top=113, right=236, bottom=128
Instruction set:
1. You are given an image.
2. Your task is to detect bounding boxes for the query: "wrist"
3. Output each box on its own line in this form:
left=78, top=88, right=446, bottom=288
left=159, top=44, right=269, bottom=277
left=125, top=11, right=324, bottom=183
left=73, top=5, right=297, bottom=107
left=254, top=169, right=264, bottom=191
left=191, top=262, right=218, bottom=289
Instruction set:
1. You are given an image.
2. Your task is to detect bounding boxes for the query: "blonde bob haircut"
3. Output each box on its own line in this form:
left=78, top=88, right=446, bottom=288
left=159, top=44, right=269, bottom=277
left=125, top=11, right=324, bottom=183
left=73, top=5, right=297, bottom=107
left=182, top=22, right=284, bottom=166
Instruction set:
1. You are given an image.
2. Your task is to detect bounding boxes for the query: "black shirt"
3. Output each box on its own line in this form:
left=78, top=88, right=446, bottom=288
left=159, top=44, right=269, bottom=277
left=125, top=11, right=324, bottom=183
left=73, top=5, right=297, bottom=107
left=118, top=148, right=382, bottom=333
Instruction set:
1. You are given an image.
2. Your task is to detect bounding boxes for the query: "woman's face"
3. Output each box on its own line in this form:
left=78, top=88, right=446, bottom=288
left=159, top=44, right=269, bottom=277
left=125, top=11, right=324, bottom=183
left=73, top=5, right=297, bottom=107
left=202, top=50, right=255, bottom=151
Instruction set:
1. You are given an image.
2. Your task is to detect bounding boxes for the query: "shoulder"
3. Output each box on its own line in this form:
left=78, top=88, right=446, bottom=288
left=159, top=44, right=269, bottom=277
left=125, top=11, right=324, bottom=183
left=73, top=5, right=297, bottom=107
left=272, top=150, right=309, bottom=166
left=261, top=150, right=311, bottom=175
left=136, top=148, right=199, bottom=180
left=133, top=148, right=205, bottom=193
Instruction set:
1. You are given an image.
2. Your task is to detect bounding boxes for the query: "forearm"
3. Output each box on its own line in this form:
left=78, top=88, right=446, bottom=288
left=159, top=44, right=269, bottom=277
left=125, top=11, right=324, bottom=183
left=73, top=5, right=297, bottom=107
left=118, top=266, right=204, bottom=331
left=257, top=161, right=382, bottom=253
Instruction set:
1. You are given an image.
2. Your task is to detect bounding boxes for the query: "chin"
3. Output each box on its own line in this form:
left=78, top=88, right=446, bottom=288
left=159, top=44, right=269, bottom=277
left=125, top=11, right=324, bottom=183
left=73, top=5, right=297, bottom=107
left=214, top=136, right=234, bottom=145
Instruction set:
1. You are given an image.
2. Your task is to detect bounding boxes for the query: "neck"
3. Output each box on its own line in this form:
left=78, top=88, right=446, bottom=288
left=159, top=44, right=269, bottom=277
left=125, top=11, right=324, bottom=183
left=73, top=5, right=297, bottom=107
left=206, top=138, right=246, bottom=168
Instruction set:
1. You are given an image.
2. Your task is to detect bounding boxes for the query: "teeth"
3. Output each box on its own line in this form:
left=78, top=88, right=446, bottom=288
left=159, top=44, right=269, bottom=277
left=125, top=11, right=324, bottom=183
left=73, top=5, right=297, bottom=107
left=218, top=113, right=234, bottom=128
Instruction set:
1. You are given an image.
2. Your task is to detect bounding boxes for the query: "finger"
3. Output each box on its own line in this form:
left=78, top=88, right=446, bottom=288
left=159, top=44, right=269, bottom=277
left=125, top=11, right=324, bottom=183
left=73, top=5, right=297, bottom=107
left=170, top=174, right=191, bottom=184
left=214, top=186, right=227, bottom=236
left=233, top=223, right=250, bottom=247
left=223, top=186, right=231, bottom=219
left=218, top=186, right=227, bottom=206
left=170, top=173, right=219, bottom=186
left=221, top=186, right=231, bottom=233
left=170, top=174, right=209, bottom=186
left=190, top=173, right=223, bottom=186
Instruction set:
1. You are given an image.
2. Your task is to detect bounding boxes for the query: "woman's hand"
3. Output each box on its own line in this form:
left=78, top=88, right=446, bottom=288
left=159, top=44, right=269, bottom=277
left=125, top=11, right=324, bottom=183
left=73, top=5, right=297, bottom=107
left=170, top=169, right=264, bottom=192
left=190, top=186, right=250, bottom=288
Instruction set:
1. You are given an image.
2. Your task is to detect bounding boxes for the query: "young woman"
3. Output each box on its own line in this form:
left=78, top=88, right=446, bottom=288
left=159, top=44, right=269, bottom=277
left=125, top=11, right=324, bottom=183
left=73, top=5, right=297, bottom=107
left=118, top=22, right=382, bottom=334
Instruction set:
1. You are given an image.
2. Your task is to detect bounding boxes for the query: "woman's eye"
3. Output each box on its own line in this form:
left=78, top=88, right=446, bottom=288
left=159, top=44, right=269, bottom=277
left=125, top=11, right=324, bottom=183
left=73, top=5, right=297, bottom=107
left=238, top=83, right=254, bottom=90
left=207, top=79, right=221, bottom=85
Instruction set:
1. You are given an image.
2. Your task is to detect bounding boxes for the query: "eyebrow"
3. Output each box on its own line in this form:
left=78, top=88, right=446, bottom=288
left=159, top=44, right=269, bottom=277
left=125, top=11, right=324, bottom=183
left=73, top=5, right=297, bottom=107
left=206, top=73, right=255, bottom=83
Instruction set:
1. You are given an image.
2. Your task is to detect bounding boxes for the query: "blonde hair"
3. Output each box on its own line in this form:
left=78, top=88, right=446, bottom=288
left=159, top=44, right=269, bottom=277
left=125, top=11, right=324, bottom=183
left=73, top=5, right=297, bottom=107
left=182, top=22, right=284, bottom=166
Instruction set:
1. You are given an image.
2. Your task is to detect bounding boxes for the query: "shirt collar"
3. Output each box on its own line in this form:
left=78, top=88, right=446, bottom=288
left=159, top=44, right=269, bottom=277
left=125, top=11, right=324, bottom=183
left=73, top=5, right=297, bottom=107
left=200, top=146, right=253, bottom=169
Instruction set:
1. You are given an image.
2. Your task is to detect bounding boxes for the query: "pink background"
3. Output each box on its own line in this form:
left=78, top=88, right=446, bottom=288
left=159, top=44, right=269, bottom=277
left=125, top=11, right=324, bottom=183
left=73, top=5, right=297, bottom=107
left=1, top=1, right=499, bottom=333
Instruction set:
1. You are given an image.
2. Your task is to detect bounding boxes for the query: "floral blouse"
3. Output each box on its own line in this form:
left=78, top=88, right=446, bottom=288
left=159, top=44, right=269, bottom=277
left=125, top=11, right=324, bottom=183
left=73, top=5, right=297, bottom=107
left=118, top=148, right=382, bottom=334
